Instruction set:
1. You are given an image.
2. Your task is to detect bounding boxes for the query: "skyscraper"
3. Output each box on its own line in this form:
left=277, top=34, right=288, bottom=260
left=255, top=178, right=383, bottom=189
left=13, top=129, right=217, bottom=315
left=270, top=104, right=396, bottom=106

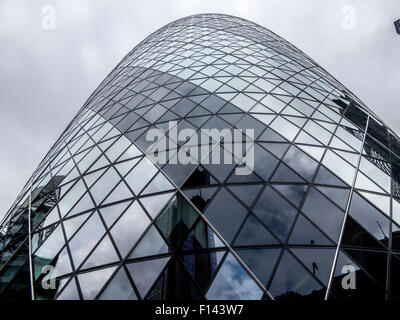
left=0, top=13, right=399, bottom=300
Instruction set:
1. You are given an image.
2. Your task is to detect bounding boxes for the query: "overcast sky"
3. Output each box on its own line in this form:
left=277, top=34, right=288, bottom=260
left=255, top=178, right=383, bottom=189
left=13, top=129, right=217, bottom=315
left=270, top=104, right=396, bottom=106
left=0, top=0, right=399, bottom=219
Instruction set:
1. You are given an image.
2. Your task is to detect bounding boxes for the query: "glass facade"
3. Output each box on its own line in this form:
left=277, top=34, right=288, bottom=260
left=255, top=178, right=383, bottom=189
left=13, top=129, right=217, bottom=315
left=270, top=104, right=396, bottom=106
left=1, top=13, right=400, bottom=300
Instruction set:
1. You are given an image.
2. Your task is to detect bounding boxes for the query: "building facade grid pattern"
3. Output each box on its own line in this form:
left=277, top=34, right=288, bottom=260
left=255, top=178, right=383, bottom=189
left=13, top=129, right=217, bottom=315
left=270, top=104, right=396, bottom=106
left=0, top=14, right=400, bottom=300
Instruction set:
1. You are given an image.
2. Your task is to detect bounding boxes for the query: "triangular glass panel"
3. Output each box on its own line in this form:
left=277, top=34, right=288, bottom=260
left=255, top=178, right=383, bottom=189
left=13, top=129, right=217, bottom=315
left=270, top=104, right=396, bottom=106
left=282, top=146, right=318, bottom=182
left=145, top=257, right=201, bottom=300
left=251, top=114, right=275, bottom=126
left=271, top=163, right=306, bottom=183
left=42, top=206, right=60, bottom=228
left=227, top=167, right=263, bottom=184
left=81, top=235, right=119, bottom=270
left=127, top=257, right=170, bottom=299
left=234, top=215, right=279, bottom=246
left=83, top=168, right=106, bottom=188
left=141, top=172, right=174, bottom=195
left=99, top=201, right=131, bottom=228
left=218, top=103, right=243, bottom=114
left=130, top=225, right=169, bottom=259
left=355, top=172, right=384, bottom=194
left=258, top=128, right=286, bottom=142
left=63, top=212, right=90, bottom=239
left=182, top=187, right=217, bottom=213
left=253, top=186, right=298, bottom=241
left=180, top=250, right=225, bottom=292
left=268, top=250, right=324, bottom=300
left=348, top=192, right=390, bottom=243
left=156, top=194, right=199, bottom=249
left=99, top=267, right=137, bottom=300
left=88, top=155, right=110, bottom=172
left=289, top=214, right=334, bottom=245
left=139, top=192, right=174, bottom=219
left=181, top=218, right=225, bottom=251
left=206, top=253, right=263, bottom=300
left=314, top=166, right=346, bottom=187
left=110, top=201, right=151, bottom=257
left=65, top=193, right=95, bottom=218
left=301, top=188, right=344, bottom=243
left=90, top=167, right=122, bottom=205
left=253, top=144, right=280, bottom=181
left=295, top=130, right=323, bottom=146
left=114, top=158, right=141, bottom=177
left=56, top=278, right=79, bottom=300
left=291, top=248, right=336, bottom=285
left=69, top=212, right=106, bottom=268
left=297, top=145, right=325, bottom=162
left=227, top=184, right=263, bottom=208
left=78, top=266, right=117, bottom=300
left=273, top=184, right=307, bottom=208
left=316, top=186, right=350, bottom=211
left=236, top=248, right=281, bottom=285
left=259, top=142, right=289, bottom=159
left=53, top=246, right=73, bottom=278
left=103, top=181, right=133, bottom=205
left=204, top=187, right=248, bottom=244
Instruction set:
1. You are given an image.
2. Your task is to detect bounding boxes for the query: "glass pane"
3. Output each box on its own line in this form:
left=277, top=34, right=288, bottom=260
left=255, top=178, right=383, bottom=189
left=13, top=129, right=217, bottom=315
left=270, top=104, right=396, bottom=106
left=130, top=226, right=169, bottom=259
left=110, top=201, right=151, bottom=257
left=204, top=188, right=247, bottom=244
left=99, top=268, right=137, bottom=300
left=77, top=266, right=117, bottom=300
left=269, top=250, right=324, bottom=300
left=206, top=253, right=263, bottom=300
left=253, top=186, right=297, bottom=241
left=236, top=248, right=281, bottom=285
left=301, top=188, right=344, bottom=242
left=69, top=212, right=106, bottom=268
left=127, top=257, right=170, bottom=299
left=125, top=157, right=158, bottom=195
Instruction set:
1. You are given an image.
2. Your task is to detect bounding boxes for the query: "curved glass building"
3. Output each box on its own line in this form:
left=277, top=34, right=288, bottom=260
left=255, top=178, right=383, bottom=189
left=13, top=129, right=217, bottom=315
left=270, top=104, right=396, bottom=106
left=1, top=13, right=400, bottom=300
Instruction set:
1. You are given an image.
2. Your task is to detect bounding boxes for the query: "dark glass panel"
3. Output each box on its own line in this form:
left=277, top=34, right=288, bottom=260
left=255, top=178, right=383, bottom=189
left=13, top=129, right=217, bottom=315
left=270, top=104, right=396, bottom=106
left=206, top=253, right=263, bottom=300
left=236, top=248, right=281, bottom=285
left=330, top=250, right=385, bottom=300
left=282, top=146, right=318, bottom=181
left=146, top=257, right=201, bottom=300
left=182, top=187, right=217, bottom=213
left=347, top=193, right=390, bottom=247
left=301, top=188, right=344, bottom=243
left=234, top=214, right=279, bottom=246
left=156, top=194, right=199, bottom=249
left=204, top=187, right=247, bottom=244
left=271, top=163, right=306, bottom=183
left=290, top=248, right=335, bottom=285
left=289, top=214, right=334, bottom=245
left=253, top=186, right=297, bottom=241
left=273, top=184, right=307, bottom=208
left=77, top=266, right=117, bottom=300
left=127, top=257, right=170, bottom=299
left=99, top=268, right=137, bottom=300
left=268, top=250, right=324, bottom=300
left=227, top=184, right=263, bottom=208
left=314, top=166, right=346, bottom=187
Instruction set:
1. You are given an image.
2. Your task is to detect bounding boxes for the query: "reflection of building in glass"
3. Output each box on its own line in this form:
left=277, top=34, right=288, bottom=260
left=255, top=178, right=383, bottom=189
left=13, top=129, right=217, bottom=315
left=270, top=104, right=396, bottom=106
left=1, top=14, right=400, bottom=300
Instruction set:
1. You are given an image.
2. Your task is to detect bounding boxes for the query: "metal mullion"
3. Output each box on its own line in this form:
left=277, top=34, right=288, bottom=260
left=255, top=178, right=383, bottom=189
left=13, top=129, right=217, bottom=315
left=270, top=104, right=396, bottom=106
left=324, top=116, right=370, bottom=300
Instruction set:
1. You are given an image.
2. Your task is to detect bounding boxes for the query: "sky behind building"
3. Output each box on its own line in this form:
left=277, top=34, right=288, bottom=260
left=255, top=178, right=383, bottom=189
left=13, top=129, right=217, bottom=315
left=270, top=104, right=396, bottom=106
left=0, top=0, right=399, bottom=219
